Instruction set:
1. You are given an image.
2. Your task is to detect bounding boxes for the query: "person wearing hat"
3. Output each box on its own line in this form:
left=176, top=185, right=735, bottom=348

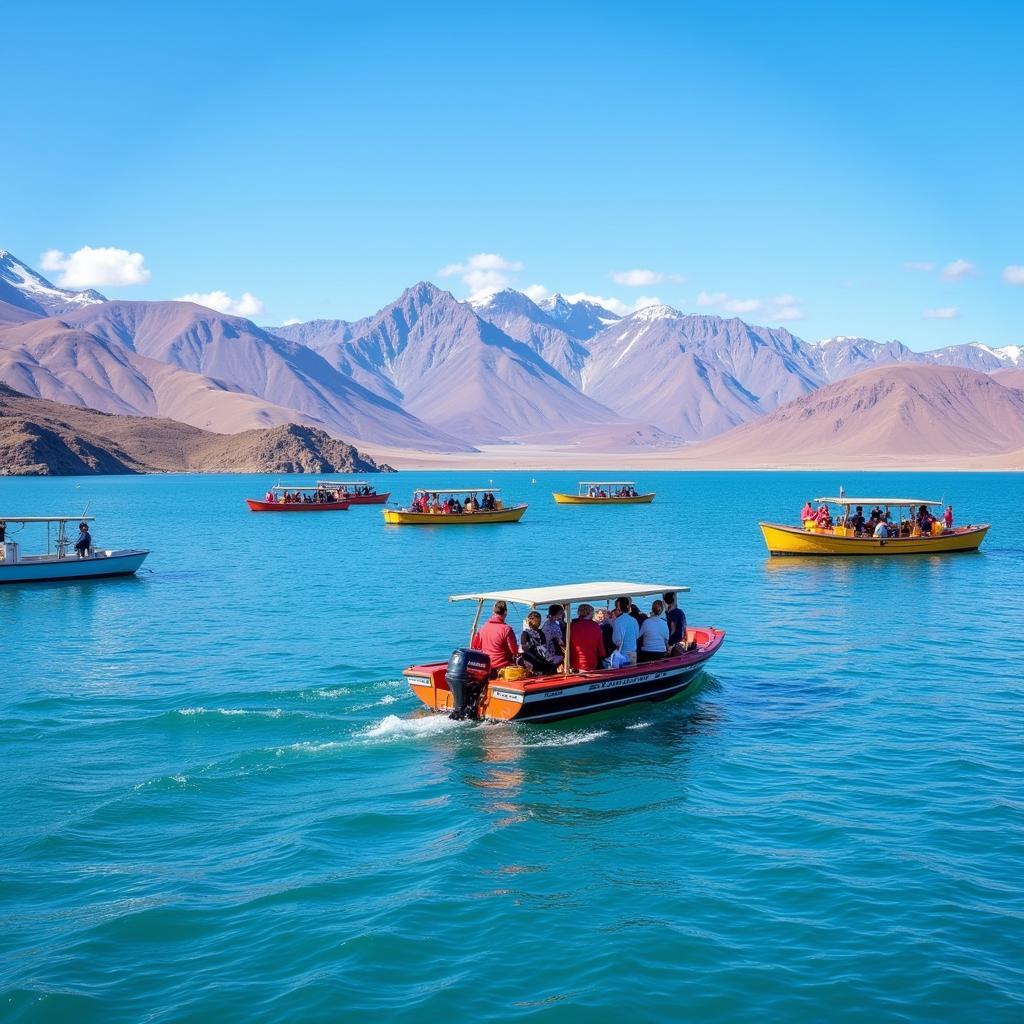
left=74, top=522, right=93, bottom=558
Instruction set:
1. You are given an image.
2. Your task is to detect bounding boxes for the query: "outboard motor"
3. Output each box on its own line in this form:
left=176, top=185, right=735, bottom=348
left=445, top=648, right=491, bottom=720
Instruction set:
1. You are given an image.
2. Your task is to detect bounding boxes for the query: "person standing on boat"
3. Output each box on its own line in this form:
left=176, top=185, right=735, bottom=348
left=74, top=522, right=92, bottom=558
left=944, top=505, right=954, bottom=529
left=568, top=604, right=605, bottom=672
left=664, top=592, right=688, bottom=653
left=612, top=596, right=639, bottom=665
left=472, top=600, right=518, bottom=670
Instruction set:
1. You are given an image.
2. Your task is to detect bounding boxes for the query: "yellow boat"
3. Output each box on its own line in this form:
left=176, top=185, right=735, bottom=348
left=383, top=487, right=528, bottom=525
left=553, top=480, right=655, bottom=505
left=760, top=495, right=989, bottom=556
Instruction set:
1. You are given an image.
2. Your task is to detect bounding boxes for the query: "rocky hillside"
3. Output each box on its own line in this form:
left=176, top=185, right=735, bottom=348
left=0, top=385, right=392, bottom=475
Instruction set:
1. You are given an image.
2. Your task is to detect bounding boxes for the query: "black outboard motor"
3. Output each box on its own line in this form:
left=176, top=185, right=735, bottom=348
left=446, top=648, right=491, bottom=720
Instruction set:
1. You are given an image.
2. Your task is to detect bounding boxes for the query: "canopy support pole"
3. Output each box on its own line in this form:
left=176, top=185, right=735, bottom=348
left=468, top=599, right=484, bottom=647
left=563, top=602, right=572, bottom=675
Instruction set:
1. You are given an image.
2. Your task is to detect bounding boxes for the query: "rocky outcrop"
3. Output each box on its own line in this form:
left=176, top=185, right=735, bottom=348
left=0, top=385, right=392, bottom=476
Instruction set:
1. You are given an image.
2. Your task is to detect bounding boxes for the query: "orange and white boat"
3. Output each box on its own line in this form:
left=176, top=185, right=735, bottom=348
left=245, top=484, right=350, bottom=512
left=403, top=581, right=725, bottom=723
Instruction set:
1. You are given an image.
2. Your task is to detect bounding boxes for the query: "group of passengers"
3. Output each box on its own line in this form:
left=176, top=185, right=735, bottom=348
left=472, top=593, right=694, bottom=677
left=588, top=485, right=638, bottom=498
left=801, top=500, right=954, bottom=537
left=264, top=489, right=346, bottom=504
left=409, top=492, right=498, bottom=514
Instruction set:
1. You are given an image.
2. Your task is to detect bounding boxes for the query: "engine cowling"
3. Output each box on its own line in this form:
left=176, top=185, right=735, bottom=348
left=445, top=648, right=491, bottom=719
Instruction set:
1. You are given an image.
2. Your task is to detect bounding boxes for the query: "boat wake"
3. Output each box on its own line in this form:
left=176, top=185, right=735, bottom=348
left=359, top=713, right=469, bottom=743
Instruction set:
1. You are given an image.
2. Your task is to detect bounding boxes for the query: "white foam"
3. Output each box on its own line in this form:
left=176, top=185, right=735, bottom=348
left=176, top=707, right=284, bottom=718
left=359, top=713, right=466, bottom=742
left=626, top=721, right=652, bottom=730
left=526, top=728, right=609, bottom=747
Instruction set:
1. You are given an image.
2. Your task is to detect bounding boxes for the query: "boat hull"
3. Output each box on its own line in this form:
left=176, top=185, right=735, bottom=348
left=343, top=493, right=389, bottom=505
left=0, top=549, right=149, bottom=584
left=383, top=504, right=528, bottom=525
left=404, top=627, right=725, bottom=722
left=759, top=521, right=989, bottom=556
left=553, top=493, right=655, bottom=505
left=246, top=499, right=350, bottom=512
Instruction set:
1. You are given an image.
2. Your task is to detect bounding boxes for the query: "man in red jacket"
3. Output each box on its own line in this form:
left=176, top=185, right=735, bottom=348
left=569, top=604, right=605, bottom=672
left=472, top=600, right=518, bottom=669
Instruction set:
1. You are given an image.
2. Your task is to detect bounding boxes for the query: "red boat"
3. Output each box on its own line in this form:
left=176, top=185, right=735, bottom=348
left=315, top=480, right=390, bottom=505
left=403, top=581, right=725, bottom=723
left=245, top=484, right=350, bottom=512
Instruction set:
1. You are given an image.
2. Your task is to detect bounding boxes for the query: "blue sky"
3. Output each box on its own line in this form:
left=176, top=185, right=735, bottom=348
left=3, top=1, right=1022, bottom=349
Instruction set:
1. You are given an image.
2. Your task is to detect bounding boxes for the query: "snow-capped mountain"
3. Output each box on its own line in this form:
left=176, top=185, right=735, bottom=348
left=813, top=336, right=1024, bottom=379
left=0, top=250, right=105, bottom=317
left=539, top=293, right=621, bottom=341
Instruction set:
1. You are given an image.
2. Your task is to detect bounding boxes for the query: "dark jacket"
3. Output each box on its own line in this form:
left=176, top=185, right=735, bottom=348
left=521, top=627, right=557, bottom=674
left=74, top=530, right=92, bottom=552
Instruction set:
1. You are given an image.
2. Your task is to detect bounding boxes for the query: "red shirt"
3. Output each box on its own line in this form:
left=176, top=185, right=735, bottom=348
left=472, top=614, right=518, bottom=669
left=569, top=617, right=605, bottom=671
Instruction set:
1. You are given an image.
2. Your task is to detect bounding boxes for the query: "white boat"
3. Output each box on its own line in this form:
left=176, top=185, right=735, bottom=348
left=0, top=516, right=149, bottom=584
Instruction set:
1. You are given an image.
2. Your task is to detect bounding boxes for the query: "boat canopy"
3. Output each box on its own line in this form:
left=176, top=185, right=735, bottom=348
left=814, top=497, right=942, bottom=506
left=0, top=515, right=95, bottom=523
left=270, top=484, right=337, bottom=492
left=414, top=488, right=500, bottom=495
left=578, top=481, right=637, bottom=486
left=316, top=480, right=373, bottom=487
left=450, top=580, right=689, bottom=606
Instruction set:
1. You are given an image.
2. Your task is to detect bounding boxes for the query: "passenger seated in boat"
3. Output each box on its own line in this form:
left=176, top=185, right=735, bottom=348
left=851, top=506, right=866, bottom=535
left=74, top=522, right=92, bottom=559
left=521, top=611, right=558, bottom=675
left=815, top=504, right=833, bottom=529
left=451, top=497, right=464, bottom=513
left=900, top=519, right=911, bottom=537
left=568, top=604, right=605, bottom=672
left=471, top=600, right=519, bottom=670
left=664, top=591, right=688, bottom=654
left=873, top=516, right=889, bottom=538
left=541, top=604, right=566, bottom=667
left=594, top=608, right=615, bottom=667
left=465, top=494, right=478, bottom=512
left=630, top=602, right=647, bottom=627
left=801, top=500, right=814, bottom=521
left=638, top=600, right=670, bottom=663
left=917, top=505, right=935, bottom=532
left=430, top=495, right=442, bottom=512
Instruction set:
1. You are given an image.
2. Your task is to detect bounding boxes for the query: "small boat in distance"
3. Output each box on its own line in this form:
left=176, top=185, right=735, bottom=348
left=760, top=496, right=989, bottom=556
left=0, top=516, right=149, bottom=584
left=383, top=488, right=527, bottom=525
left=403, top=581, right=724, bottom=722
left=553, top=481, right=655, bottom=504
left=246, top=484, right=350, bottom=512
left=315, top=480, right=390, bottom=505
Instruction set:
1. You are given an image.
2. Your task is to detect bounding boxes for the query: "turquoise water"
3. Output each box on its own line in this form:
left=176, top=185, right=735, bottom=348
left=2, top=471, right=1022, bottom=1022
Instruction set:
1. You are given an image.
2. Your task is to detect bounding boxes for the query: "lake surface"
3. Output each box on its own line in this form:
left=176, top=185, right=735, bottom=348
left=2, top=470, right=1022, bottom=1022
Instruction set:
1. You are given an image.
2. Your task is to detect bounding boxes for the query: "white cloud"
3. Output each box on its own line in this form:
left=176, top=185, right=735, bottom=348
left=281, top=318, right=302, bottom=326
left=723, top=297, right=762, bottom=314
left=39, top=245, right=151, bottom=289
left=940, top=259, right=977, bottom=281
left=768, top=305, right=805, bottom=322
left=175, top=290, right=265, bottom=317
left=439, top=252, right=524, bottom=298
left=523, top=283, right=552, bottom=302
left=923, top=307, right=960, bottom=319
left=610, top=268, right=686, bottom=287
left=696, top=290, right=728, bottom=306
left=904, top=261, right=935, bottom=272
left=1002, top=265, right=1024, bottom=285
left=562, top=291, right=662, bottom=316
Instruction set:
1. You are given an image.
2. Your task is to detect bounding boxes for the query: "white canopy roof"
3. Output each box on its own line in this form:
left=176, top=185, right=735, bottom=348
left=413, top=488, right=500, bottom=495
left=0, top=515, right=95, bottom=523
left=815, top=497, right=942, bottom=506
left=450, top=580, right=689, bottom=605
left=316, top=479, right=373, bottom=486
left=271, top=485, right=330, bottom=491
left=578, top=480, right=637, bottom=485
